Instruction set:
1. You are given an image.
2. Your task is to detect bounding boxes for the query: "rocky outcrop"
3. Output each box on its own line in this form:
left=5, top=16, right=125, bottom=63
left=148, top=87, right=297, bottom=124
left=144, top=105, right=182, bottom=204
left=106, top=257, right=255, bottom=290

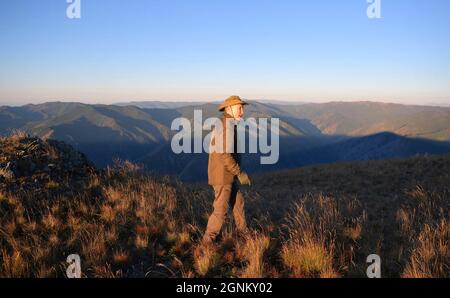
left=0, top=135, right=96, bottom=192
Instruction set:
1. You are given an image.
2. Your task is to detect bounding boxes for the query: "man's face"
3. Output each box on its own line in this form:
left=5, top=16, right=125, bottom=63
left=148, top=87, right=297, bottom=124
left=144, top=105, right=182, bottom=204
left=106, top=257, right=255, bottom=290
left=228, top=104, right=245, bottom=121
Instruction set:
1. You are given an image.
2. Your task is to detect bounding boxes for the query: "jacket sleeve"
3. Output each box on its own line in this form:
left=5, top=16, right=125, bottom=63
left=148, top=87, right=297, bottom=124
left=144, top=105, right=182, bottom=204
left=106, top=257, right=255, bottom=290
left=219, top=152, right=241, bottom=176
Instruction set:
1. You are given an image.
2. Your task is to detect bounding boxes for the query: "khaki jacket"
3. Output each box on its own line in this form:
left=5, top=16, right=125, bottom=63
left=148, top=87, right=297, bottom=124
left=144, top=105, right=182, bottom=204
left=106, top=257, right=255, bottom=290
left=207, top=113, right=242, bottom=185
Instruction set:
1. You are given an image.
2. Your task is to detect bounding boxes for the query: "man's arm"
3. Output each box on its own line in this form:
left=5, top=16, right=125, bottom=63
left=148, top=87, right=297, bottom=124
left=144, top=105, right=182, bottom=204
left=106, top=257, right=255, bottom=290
left=219, top=151, right=241, bottom=176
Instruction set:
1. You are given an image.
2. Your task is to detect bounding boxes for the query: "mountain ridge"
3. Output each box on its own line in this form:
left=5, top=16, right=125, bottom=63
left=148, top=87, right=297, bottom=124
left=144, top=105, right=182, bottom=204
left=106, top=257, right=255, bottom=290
left=1, top=101, right=449, bottom=178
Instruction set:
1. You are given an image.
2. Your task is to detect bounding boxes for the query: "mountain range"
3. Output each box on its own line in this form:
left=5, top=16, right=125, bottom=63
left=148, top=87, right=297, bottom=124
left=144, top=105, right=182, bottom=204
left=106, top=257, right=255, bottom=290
left=1, top=100, right=449, bottom=181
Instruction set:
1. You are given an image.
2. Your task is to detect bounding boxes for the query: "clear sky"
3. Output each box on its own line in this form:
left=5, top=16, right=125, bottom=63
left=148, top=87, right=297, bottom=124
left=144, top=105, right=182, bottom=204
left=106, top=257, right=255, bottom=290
left=1, top=0, right=450, bottom=106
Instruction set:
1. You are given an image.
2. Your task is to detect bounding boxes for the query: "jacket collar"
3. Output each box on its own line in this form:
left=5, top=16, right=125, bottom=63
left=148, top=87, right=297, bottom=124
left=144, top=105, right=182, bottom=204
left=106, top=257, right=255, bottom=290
left=223, top=111, right=234, bottom=118
left=223, top=112, right=239, bottom=125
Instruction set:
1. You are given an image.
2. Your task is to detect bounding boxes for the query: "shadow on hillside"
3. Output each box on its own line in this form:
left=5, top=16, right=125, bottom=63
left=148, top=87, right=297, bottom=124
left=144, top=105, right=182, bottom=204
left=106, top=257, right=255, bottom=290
left=134, top=131, right=450, bottom=182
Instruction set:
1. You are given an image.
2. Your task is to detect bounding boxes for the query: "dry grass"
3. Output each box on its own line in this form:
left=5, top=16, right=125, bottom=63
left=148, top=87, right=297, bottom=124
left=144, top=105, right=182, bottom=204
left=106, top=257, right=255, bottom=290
left=402, top=221, right=449, bottom=277
left=193, top=243, right=221, bottom=277
left=0, top=149, right=448, bottom=278
left=0, top=250, right=28, bottom=278
left=400, top=187, right=449, bottom=277
left=41, top=213, right=60, bottom=231
left=9, top=129, right=29, bottom=142
left=279, top=194, right=350, bottom=277
left=238, top=233, right=270, bottom=278
left=46, top=180, right=60, bottom=189
left=0, top=168, right=14, bottom=180
left=100, top=204, right=116, bottom=223
left=113, top=250, right=130, bottom=265
left=282, top=238, right=335, bottom=277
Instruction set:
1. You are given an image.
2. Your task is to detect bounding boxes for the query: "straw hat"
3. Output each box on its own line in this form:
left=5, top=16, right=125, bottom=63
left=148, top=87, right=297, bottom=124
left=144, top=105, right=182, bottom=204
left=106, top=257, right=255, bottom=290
left=218, top=95, right=248, bottom=111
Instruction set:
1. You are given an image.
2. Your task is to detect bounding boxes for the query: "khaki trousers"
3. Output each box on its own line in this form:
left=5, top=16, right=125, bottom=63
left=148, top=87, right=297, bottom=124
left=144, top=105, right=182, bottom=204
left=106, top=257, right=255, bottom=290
left=202, top=182, right=247, bottom=243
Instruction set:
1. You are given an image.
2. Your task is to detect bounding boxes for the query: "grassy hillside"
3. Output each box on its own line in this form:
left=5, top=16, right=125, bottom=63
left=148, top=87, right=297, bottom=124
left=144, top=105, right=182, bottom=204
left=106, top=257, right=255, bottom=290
left=1, top=134, right=448, bottom=277
left=253, top=154, right=449, bottom=277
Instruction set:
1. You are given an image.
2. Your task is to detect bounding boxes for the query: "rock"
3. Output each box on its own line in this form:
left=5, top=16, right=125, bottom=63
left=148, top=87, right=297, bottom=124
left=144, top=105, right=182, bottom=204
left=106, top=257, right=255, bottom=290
left=0, top=135, right=96, bottom=192
left=15, top=159, right=36, bottom=176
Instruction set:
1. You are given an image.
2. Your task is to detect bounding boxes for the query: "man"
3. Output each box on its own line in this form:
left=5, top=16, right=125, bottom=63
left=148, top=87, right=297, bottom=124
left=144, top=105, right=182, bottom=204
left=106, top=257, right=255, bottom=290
left=202, top=95, right=252, bottom=244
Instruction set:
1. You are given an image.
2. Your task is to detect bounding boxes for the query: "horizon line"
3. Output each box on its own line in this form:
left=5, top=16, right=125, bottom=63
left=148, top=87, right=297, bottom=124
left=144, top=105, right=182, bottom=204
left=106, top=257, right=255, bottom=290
left=1, top=99, right=450, bottom=109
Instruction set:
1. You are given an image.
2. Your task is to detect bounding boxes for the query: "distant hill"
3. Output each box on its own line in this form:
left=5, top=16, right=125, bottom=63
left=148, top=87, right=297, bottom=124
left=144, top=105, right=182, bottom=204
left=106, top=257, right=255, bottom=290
left=1, top=100, right=449, bottom=178
left=115, top=101, right=213, bottom=109
left=268, top=101, right=450, bottom=140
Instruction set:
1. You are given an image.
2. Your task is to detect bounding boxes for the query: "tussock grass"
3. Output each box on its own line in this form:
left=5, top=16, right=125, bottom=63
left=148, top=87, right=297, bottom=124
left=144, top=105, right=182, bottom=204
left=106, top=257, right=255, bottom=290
left=237, top=232, right=270, bottom=278
left=400, top=187, right=449, bottom=277
left=279, top=194, right=352, bottom=277
left=193, top=243, right=221, bottom=277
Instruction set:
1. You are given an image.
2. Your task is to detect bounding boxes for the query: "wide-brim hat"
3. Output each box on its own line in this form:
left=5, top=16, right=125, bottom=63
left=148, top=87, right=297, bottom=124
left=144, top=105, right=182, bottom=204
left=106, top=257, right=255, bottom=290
left=218, top=95, right=249, bottom=111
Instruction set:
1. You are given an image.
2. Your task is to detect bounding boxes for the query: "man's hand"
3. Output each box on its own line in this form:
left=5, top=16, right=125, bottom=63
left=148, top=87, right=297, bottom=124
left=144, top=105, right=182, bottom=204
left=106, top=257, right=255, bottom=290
left=237, top=172, right=251, bottom=186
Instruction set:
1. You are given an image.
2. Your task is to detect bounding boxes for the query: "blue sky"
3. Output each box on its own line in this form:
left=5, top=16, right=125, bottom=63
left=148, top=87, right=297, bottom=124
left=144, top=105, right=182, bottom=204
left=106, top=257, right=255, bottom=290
left=1, top=0, right=449, bottom=105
